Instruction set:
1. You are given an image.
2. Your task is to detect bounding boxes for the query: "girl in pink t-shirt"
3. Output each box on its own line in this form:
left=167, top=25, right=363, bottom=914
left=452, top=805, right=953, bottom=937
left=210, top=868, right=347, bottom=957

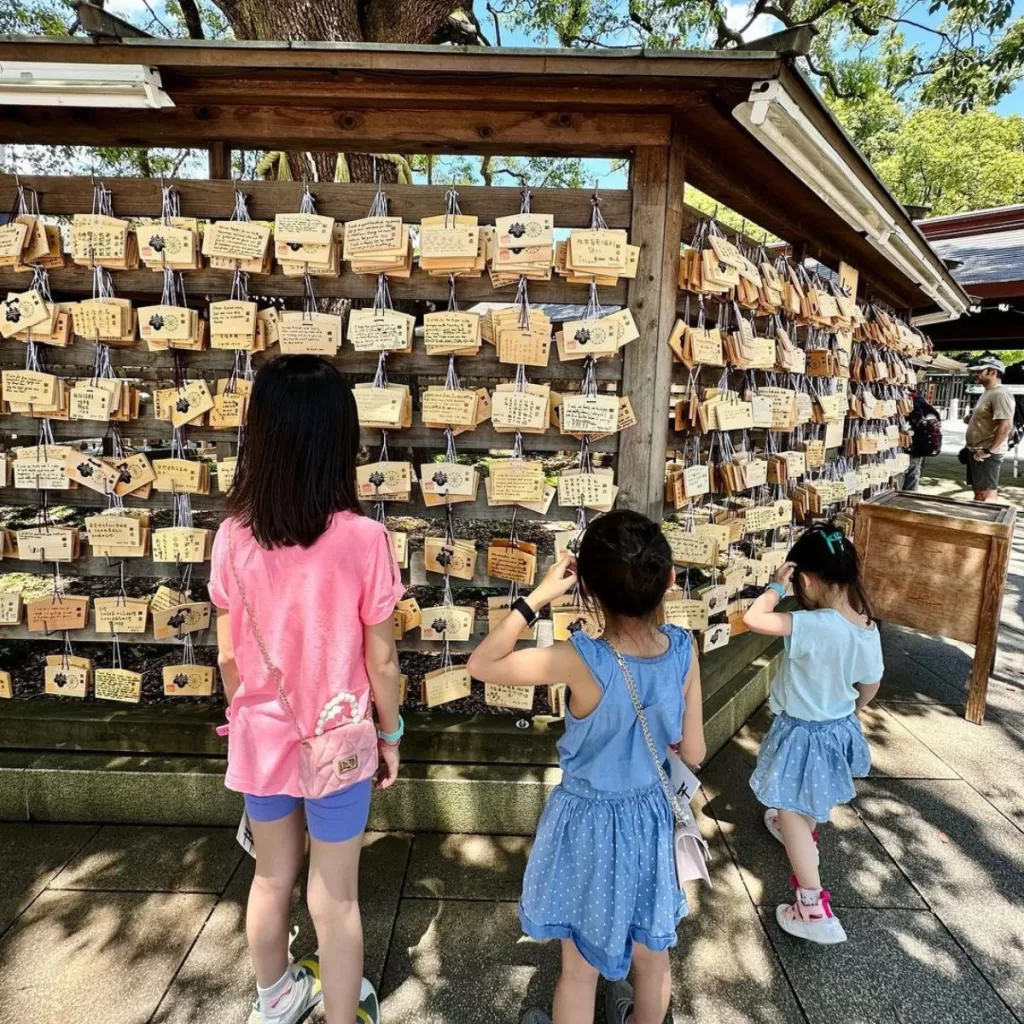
left=210, top=355, right=405, bottom=1024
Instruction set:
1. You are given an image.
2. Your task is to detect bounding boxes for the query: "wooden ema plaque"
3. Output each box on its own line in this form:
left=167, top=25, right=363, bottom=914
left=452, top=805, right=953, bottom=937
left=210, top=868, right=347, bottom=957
left=162, top=664, right=215, bottom=697
left=94, top=668, right=143, bottom=704
left=484, top=683, right=535, bottom=711
left=27, top=595, right=89, bottom=632
left=421, top=666, right=472, bottom=708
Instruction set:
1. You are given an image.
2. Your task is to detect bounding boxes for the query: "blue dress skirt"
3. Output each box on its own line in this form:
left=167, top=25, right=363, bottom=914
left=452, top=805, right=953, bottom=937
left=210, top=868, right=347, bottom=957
left=518, top=775, right=687, bottom=980
left=750, top=712, right=870, bottom=824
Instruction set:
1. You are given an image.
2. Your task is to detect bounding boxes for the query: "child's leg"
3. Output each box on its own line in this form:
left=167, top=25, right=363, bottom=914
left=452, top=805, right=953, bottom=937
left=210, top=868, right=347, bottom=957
left=246, top=799, right=307, bottom=987
left=552, top=939, right=600, bottom=1024
left=777, top=809, right=820, bottom=890
left=631, top=943, right=671, bottom=1024
left=305, top=782, right=371, bottom=1024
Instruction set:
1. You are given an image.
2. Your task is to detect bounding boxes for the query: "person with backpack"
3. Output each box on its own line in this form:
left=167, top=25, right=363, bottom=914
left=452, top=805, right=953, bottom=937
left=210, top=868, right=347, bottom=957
left=961, top=357, right=1018, bottom=501
left=902, top=390, right=942, bottom=492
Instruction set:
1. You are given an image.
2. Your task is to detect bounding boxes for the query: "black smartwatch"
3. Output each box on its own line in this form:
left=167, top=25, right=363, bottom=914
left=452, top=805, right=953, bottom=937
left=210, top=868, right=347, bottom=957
left=512, top=597, right=538, bottom=626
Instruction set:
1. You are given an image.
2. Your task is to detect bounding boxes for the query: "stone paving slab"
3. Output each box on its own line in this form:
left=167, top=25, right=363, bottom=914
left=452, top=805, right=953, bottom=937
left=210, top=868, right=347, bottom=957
left=860, top=705, right=960, bottom=780
left=50, top=825, right=242, bottom=893
left=856, top=777, right=1024, bottom=1018
left=404, top=834, right=532, bottom=901
left=873, top=642, right=966, bottom=705
left=380, top=899, right=561, bottom=1024
left=759, top=907, right=1018, bottom=1024
left=670, top=808, right=805, bottom=1024
left=153, top=831, right=410, bottom=1024
left=879, top=703, right=1024, bottom=832
left=0, top=889, right=215, bottom=1024
left=699, top=741, right=925, bottom=910
left=0, top=822, right=98, bottom=934
left=728, top=704, right=958, bottom=781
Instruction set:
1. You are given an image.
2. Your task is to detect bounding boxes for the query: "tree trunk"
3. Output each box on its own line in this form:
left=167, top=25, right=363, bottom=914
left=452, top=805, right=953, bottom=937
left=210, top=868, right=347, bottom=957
left=210, top=0, right=464, bottom=181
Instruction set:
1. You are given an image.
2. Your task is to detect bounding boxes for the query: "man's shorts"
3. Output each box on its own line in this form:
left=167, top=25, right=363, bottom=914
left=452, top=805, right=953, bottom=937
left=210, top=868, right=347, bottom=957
left=966, top=453, right=1004, bottom=492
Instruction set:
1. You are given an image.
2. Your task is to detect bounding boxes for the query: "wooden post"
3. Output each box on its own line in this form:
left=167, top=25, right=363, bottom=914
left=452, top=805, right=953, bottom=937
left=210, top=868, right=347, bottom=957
left=208, top=142, right=231, bottom=179
left=965, top=532, right=1010, bottom=724
left=619, top=123, right=686, bottom=520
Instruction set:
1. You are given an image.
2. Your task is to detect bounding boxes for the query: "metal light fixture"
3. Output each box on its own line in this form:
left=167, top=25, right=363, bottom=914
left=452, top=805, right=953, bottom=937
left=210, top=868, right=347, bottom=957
left=0, top=62, right=174, bottom=108
left=733, top=80, right=966, bottom=321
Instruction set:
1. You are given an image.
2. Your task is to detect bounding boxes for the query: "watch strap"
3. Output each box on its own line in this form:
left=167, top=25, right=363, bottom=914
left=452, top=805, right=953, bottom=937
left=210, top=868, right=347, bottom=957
left=767, top=581, right=787, bottom=600
left=377, top=714, right=404, bottom=745
left=512, top=596, right=538, bottom=626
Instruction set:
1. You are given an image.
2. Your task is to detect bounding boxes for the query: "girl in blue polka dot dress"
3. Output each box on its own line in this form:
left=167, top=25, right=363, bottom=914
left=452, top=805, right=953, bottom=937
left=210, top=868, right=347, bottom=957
left=743, top=524, right=883, bottom=946
left=469, top=510, right=706, bottom=1024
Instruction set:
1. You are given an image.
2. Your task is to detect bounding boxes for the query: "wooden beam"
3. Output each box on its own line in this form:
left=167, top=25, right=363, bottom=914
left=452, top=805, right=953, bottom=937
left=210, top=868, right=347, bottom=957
left=0, top=265, right=628, bottom=308
left=0, top=414, right=619, bottom=454
left=0, top=106, right=669, bottom=155
left=618, top=126, right=686, bottom=520
left=0, top=337, right=625, bottom=382
left=0, top=37, right=782, bottom=83
left=207, top=142, right=231, bottom=179
left=0, top=177, right=632, bottom=228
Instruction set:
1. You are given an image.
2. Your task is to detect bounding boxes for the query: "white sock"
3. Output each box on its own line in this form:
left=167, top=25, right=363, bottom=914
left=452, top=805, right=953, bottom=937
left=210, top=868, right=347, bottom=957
left=257, top=966, right=300, bottom=1018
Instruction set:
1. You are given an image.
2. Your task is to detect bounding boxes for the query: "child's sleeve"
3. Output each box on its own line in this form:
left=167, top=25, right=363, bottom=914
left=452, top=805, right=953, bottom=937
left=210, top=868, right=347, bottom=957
left=207, top=522, right=231, bottom=610
left=785, top=611, right=817, bottom=663
left=359, top=528, right=406, bottom=626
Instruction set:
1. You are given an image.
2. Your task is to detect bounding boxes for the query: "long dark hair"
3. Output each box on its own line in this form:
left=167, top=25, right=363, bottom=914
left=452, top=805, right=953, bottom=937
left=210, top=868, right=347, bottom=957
left=576, top=509, right=673, bottom=620
left=787, top=524, right=874, bottom=622
left=228, top=355, right=361, bottom=548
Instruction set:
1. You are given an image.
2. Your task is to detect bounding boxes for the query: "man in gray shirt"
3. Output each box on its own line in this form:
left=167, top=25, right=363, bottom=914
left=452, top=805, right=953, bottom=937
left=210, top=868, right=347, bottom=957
left=964, top=357, right=1016, bottom=501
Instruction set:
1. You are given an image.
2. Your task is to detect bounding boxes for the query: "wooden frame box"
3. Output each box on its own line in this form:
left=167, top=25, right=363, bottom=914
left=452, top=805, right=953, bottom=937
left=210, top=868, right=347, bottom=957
left=854, top=491, right=1015, bottom=723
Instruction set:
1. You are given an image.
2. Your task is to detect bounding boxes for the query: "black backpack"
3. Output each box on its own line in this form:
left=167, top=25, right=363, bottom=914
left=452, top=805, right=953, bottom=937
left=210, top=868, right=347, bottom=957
left=910, top=398, right=942, bottom=458
left=1009, top=396, right=1024, bottom=451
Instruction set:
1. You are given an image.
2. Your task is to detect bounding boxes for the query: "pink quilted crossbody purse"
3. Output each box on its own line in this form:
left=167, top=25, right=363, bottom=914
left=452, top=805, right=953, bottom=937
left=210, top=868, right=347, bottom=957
left=228, top=532, right=378, bottom=798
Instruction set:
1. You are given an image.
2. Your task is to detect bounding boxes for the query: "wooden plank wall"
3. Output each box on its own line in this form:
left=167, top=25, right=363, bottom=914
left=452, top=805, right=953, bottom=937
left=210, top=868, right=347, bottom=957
left=0, top=177, right=653, bottom=677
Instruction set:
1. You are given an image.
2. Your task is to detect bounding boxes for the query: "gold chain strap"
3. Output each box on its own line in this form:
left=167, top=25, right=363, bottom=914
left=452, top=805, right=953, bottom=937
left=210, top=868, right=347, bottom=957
left=228, top=530, right=306, bottom=744
left=606, top=642, right=692, bottom=827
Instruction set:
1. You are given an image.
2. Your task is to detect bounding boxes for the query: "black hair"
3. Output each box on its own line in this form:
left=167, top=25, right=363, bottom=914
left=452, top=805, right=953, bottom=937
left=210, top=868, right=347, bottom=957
left=228, top=355, right=361, bottom=548
left=576, top=509, right=673, bottom=620
left=787, top=523, right=874, bottom=622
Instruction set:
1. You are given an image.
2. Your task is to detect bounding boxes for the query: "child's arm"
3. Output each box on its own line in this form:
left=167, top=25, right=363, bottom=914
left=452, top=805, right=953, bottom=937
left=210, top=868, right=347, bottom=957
left=743, top=562, right=795, bottom=637
left=364, top=619, right=402, bottom=790
left=364, top=619, right=402, bottom=736
left=466, top=553, right=599, bottom=700
left=215, top=608, right=241, bottom=704
left=855, top=681, right=880, bottom=712
left=678, top=638, right=706, bottom=767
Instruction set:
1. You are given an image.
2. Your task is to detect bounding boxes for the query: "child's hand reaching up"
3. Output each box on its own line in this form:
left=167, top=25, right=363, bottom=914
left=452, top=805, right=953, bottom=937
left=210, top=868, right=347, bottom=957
left=530, top=551, right=579, bottom=609
left=775, top=562, right=796, bottom=592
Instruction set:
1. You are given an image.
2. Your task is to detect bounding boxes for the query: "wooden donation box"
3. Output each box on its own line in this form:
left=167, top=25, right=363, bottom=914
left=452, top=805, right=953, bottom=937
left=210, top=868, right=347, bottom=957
left=854, top=492, right=1015, bottom=724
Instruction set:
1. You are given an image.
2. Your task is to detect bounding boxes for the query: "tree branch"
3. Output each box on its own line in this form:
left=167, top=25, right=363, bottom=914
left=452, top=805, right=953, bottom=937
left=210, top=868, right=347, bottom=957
left=486, top=3, right=502, bottom=45
left=175, top=0, right=205, bottom=38
left=805, top=55, right=858, bottom=98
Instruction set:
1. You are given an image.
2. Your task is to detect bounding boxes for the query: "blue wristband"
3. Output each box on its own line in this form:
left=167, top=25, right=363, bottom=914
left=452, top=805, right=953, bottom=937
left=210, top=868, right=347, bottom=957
left=377, top=714, right=404, bottom=745
left=767, top=582, right=788, bottom=600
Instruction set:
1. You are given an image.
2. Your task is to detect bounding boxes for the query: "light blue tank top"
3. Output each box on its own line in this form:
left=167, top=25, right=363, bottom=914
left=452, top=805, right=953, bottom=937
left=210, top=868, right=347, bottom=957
left=557, top=625, right=691, bottom=793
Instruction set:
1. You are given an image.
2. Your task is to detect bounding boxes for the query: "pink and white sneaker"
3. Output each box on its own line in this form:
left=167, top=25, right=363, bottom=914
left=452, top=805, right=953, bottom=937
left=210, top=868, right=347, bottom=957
left=776, top=882, right=847, bottom=945
left=764, top=808, right=820, bottom=863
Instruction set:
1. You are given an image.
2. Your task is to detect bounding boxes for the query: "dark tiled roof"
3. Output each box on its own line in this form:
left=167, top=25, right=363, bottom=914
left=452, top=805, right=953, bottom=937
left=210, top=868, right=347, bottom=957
left=930, top=229, right=1024, bottom=286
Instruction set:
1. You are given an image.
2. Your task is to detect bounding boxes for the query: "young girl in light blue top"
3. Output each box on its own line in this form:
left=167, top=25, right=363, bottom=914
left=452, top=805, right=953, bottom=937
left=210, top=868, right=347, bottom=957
left=743, top=524, right=883, bottom=946
left=468, top=510, right=706, bottom=1024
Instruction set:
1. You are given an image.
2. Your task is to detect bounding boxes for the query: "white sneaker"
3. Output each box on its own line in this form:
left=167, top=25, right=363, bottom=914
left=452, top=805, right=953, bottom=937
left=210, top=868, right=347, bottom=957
left=775, top=892, right=847, bottom=945
left=247, top=955, right=323, bottom=1024
left=357, top=977, right=381, bottom=1024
